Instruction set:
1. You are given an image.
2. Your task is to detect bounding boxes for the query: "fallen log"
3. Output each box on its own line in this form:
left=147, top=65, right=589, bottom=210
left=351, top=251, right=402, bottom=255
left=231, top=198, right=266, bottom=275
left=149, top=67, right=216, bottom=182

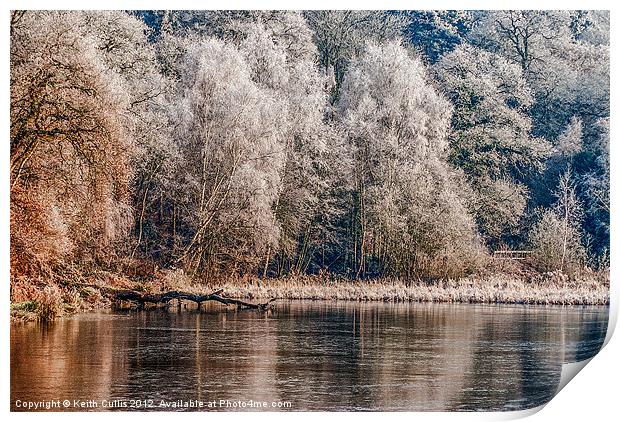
left=114, top=288, right=276, bottom=310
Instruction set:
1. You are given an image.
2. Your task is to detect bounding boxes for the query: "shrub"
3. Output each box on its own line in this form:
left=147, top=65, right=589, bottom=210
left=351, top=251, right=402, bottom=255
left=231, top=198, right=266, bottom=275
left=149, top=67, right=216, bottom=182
left=529, top=210, right=586, bottom=275
left=34, top=285, right=63, bottom=322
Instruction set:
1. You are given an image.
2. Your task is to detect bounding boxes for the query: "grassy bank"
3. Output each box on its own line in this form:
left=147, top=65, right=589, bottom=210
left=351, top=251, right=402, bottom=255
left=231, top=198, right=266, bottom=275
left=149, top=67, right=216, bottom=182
left=221, top=272, right=609, bottom=306
left=10, top=264, right=609, bottom=323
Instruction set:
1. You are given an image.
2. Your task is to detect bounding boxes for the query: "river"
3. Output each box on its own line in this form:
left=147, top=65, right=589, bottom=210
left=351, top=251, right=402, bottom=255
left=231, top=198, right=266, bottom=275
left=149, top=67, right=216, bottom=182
left=10, top=301, right=609, bottom=411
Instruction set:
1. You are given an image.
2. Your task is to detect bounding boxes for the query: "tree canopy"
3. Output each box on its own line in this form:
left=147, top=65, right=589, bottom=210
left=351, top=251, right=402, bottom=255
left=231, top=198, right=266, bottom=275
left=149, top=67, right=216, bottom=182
left=10, top=10, right=610, bottom=281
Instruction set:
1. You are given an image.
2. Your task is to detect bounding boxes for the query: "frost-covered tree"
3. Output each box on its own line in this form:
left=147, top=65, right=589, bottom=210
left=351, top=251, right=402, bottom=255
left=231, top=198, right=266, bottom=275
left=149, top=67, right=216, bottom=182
left=531, top=116, right=583, bottom=211
left=10, top=11, right=133, bottom=273
left=304, top=11, right=406, bottom=102
left=172, top=38, right=286, bottom=276
left=10, top=9, right=609, bottom=285
left=571, top=10, right=609, bottom=46
left=555, top=116, right=583, bottom=158
left=339, top=41, right=483, bottom=278
left=402, top=10, right=476, bottom=63
left=470, top=10, right=609, bottom=142
left=529, top=168, right=586, bottom=274
left=470, top=10, right=609, bottom=254
left=80, top=11, right=179, bottom=260
left=197, top=13, right=340, bottom=276
left=583, top=118, right=609, bottom=259
left=434, top=44, right=550, bottom=242
left=470, top=11, right=571, bottom=76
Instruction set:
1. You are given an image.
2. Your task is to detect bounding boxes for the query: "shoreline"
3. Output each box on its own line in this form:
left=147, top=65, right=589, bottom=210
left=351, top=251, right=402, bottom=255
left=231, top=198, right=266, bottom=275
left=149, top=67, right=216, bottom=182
left=217, top=273, right=609, bottom=306
left=10, top=270, right=609, bottom=322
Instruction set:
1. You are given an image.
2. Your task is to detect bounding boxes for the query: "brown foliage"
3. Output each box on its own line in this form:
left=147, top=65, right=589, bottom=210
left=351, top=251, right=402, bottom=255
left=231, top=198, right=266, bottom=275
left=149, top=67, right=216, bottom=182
left=10, top=11, right=133, bottom=280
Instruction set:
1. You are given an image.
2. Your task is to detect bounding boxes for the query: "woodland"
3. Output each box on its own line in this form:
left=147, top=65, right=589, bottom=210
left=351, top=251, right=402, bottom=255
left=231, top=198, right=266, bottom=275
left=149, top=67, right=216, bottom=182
left=10, top=11, right=610, bottom=311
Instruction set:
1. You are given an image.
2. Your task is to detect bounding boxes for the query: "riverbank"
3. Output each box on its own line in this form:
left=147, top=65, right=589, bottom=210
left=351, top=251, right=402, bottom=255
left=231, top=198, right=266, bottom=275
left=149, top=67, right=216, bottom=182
left=222, top=272, right=609, bottom=305
left=10, top=266, right=609, bottom=322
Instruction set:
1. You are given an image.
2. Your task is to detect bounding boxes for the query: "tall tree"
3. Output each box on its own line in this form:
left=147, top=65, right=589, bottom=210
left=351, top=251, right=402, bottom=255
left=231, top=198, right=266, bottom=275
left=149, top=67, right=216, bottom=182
left=470, top=10, right=609, bottom=140
left=583, top=118, right=610, bottom=259
left=470, top=10, right=609, bottom=254
left=10, top=11, right=133, bottom=273
left=339, top=41, right=483, bottom=279
left=434, top=44, right=550, bottom=244
left=402, top=10, right=476, bottom=63
left=529, top=168, right=586, bottom=274
left=172, top=38, right=286, bottom=276
left=81, top=11, right=178, bottom=261
left=304, top=11, right=406, bottom=102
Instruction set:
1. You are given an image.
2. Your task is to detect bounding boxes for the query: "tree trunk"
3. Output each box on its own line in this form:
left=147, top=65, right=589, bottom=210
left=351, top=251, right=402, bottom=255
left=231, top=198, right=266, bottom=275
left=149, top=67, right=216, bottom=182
left=113, top=288, right=276, bottom=311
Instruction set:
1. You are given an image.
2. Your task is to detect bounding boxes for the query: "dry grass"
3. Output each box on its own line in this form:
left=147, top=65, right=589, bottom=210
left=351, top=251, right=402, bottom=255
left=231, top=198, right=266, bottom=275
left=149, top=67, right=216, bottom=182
left=211, top=272, right=609, bottom=306
left=34, top=285, right=63, bottom=321
left=10, top=269, right=113, bottom=322
left=10, top=266, right=609, bottom=323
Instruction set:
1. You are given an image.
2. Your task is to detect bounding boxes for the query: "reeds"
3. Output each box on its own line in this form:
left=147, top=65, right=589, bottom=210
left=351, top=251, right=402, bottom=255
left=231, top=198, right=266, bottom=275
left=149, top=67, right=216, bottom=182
left=213, top=272, right=609, bottom=305
left=34, top=285, right=63, bottom=321
left=10, top=268, right=609, bottom=323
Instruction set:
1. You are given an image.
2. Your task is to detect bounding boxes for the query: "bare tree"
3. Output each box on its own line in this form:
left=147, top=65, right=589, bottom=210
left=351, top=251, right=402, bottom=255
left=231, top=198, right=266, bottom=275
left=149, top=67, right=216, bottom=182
left=304, top=11, right=406, bottom=102
left=529, top=167, right=585, bottom=274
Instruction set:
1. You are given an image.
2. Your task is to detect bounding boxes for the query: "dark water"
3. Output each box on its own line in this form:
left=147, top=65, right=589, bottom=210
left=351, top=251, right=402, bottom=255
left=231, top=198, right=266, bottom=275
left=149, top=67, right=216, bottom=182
left=11, top=301, right=608, bottom=411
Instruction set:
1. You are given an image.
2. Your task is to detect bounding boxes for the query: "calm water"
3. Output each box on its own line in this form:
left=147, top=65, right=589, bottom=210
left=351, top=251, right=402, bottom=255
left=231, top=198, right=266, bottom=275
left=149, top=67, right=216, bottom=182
left=11, top=301, right=608, bottom=411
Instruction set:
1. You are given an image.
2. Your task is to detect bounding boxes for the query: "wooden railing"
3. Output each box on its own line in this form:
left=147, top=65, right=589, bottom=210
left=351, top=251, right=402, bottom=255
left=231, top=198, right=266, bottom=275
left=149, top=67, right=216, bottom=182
left=492, top=250, right=533, bottom=260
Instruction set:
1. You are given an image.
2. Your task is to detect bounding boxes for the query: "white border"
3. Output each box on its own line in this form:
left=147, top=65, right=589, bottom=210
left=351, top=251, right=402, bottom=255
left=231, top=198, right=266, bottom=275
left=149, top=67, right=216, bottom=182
left=2, top=1, right=617, bottom=421
left=0, top=1, right=617, bottom=11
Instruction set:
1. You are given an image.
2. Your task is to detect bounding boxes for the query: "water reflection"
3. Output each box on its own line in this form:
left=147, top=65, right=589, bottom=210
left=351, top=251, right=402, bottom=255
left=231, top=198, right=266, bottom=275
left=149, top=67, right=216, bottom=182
left=11, top=301, right=608, bottom=411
